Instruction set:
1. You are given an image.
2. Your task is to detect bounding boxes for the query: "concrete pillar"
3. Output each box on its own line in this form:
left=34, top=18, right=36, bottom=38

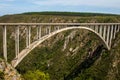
left=99, top=26, right=103, bottom=37
left=26, top=27, right=28, bottom=47
left=93, top=26, right=95, bottom=30
left=57, top=26, right=60, bottom=30
left=116, top=25, right=119, bottom=32
left=55, top=26, right=57, bottom=31
left=87, top=25, right=90, bottom=28
left=90, top=26, right=94, bottom=30
left=48, top=26, right=51, bottom=34
left=3, top=25, right=7, bottom=61
left=15, top=26, right=19, bottom=58
left=113, top=25, right=117, bottom=39
left=97, top=25, right=100, bottom=33
left=54, top=26, right=59, bottom=31
left=39, top=26, right=41, bottom=39
left=89, top=26, right=91, bottom=29
left=103, top=26, right=107, bottom=40
left=109, top=25, right=114, bottom=47
left=36, top=26, right=39, bottom=40
left=95, top=25, right=99, bottom=33
left=61, top=26, right=63, bottom=29
left=46, top=27, right=48, bottom=35
left=106, top=26, right=110, bottom=44
left=37, top=26, right=41, bottom=40
left=118, top=25, right=120, bottom=32
left=26, top=26, right=31, bottom=48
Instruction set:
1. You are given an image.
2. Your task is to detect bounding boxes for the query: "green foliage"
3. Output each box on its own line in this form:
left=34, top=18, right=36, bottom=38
left=23, top=70, right=50, bottom=80
left=0, top=71, right=4, bottom=80
left=101, top=52, right=109, bottom=58
left=22, top=12, right=118, bottom=17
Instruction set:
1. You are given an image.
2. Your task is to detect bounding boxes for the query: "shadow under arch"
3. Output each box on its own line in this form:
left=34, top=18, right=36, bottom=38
left=11, top=26, right=109, bottom=67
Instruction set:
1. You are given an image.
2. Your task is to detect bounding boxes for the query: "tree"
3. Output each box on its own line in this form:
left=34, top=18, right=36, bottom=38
left=23, top=70, right=50, bottom=80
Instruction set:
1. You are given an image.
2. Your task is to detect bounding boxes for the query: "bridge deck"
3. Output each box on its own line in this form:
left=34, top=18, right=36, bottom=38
left=0, top=23, right=120, bottom=26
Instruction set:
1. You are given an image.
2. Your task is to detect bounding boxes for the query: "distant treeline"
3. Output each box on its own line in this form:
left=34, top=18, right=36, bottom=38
left=22, top=12, right=119, bottom=17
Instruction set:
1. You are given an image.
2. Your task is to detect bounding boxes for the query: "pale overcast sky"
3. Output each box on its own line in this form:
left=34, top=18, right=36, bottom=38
left=0, top=0, right=120, bottom=16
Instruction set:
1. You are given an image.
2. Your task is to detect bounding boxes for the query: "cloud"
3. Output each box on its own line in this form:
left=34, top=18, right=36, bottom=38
left=0, top=0, right=14, bottom=7
left=30, top=0, right=120, bottom=8
left=0, top=3, right=11, bottom=8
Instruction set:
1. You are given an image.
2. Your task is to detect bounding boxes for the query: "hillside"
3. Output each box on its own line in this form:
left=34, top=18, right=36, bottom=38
left=22, top=12, right=119, bottom=16
left=0, top=12, right=120, bottom=80
left=0, top=12, right=120, bottom=23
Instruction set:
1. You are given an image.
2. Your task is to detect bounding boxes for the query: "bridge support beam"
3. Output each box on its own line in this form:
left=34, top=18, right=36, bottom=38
left=99, top=26, right=102, bottom=37
left=46, top=26, right=51, bottom=34
left=45, top=27, right=48, bottom=35
left=48, top=27, right=51, bottom=34
left=93, top=26, right=95, bottom=30
left=57, top=26, right=60, bottom=30
left=103, top=26, right=107, bottom=40
left=118, top=25, right=120, bottom=32
left=119, top=25, right=120, bottom=32
left=113, top=25, right=117, bottom=39
left=37, top=26, right=41, bottom=39
left=3, top=26, right=7, bottom=61
left=95, top=25, right=99, bottom=33
left=116, top=25, right=119, bottom=32
left=15, top=26, right=19, bottom=58
left=90, top=26, right=94, bottom=30
left=109, top=25, right=114, bottom=47
left=26, top=26, right=31, bottom=48
left=106, top=26, right=110, bottom=44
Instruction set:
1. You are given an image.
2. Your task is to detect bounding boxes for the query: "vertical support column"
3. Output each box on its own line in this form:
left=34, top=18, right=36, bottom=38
left=88, top=25, right=91, bottom=28
left=93, top=26, right=95, bottom=30
left=46, top=27, right=48, bottom=35
left=113, top=25, right=117, bottom=39
left=15, top=26, right=19, bottom=58
left=28, top=26, right=31, bottom=46
left=48, top=26, right=51, bottom=34
left=95, top=25, right=99, bottom=33
left=39, top=26, right=41, bottom=39
left=106, top=26, right=110, bottom=44
left=36, top=26, right=41, bottom=40
left=26, top=27, right=28, bottom=47
left=3, top=25, right=7, bottom=61
left=118, top=25, right=120, bottom=32
left=116, top=25, right=119, bottom=32
left=26, top=26, right=31, bottom=48
left=109, top=25, right=114, bottom=47
left=57, top=26, right=60, bottom=30
left=46, top=26, right=50, bottom=34
left=36, top=26, right=39, bottom=40
left=103, top=25, right=106, bottom=40
left=90, top=26, right=94, bottom=30
left=99, top=26, right=102, bottom=37
left=55, top=26, right=59, bottom=31
left=97, top=25, right=100, bottom=33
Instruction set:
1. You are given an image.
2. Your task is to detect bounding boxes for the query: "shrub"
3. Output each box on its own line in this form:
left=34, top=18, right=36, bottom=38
left=23, top=70, right=50, bottom=80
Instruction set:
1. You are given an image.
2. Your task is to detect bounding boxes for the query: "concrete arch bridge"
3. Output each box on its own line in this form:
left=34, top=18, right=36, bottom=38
left=0, top=23, right=120, bottom=67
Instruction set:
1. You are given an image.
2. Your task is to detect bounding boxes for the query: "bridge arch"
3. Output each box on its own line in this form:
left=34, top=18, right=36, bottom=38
left=12, top=26, right=109, bottom=67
